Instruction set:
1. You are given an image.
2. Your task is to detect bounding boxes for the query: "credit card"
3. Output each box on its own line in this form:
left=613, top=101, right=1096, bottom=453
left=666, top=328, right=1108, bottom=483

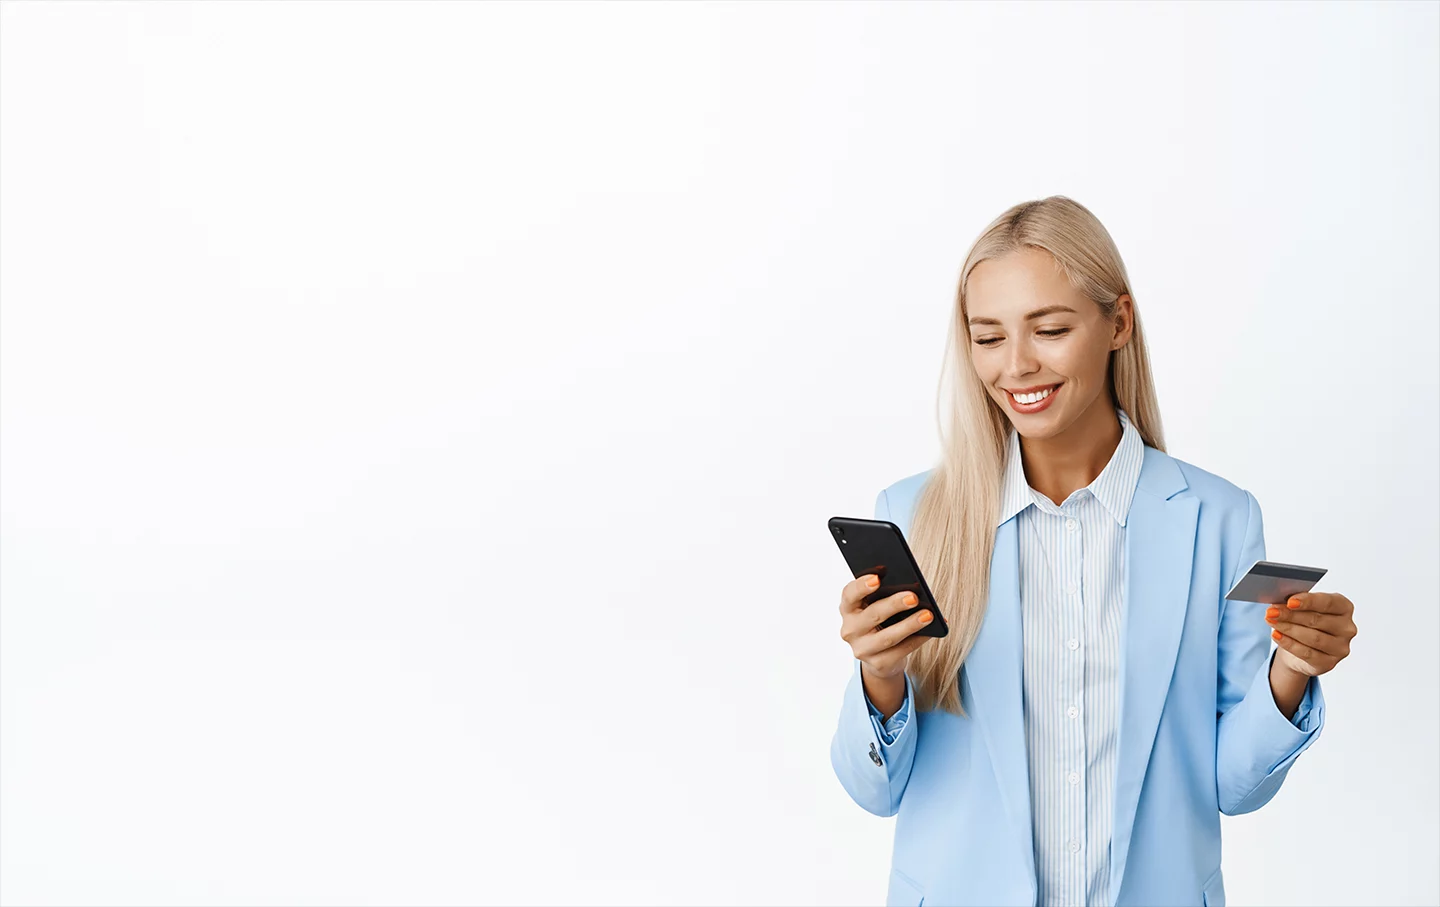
left=1224, top=559, right=1328, bottom=604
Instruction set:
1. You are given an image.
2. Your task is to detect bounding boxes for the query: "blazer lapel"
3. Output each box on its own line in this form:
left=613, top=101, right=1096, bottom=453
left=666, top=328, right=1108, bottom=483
left=1107, top=446, right=1198, bottom=904
left=962, top=515, right=1037, bottom=900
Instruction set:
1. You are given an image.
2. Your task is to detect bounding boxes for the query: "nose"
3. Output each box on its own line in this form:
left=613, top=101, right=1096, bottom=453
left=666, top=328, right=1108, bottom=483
left=1005, top=335, right=1040, bottom=379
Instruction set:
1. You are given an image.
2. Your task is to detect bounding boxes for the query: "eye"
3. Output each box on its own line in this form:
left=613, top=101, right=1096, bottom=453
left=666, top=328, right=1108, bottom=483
left=972, top=328, right=1070, bottom=347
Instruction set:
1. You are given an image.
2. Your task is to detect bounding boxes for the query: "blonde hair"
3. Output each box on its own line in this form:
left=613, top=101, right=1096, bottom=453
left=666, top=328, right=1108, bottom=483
left=906, top=196, right=1166, bottom=717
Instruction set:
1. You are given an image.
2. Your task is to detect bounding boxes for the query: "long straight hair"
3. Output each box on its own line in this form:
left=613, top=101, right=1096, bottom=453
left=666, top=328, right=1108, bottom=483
left=906, top=196, right=1167, bottom=717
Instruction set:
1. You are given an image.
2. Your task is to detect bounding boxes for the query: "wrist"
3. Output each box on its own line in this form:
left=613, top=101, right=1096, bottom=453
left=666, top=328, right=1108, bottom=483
left=1268, top=651, right=1309, bottom=720
left=861, top=661, right=905, bottom=683
left=1270, top=649, right=1310, bottom=683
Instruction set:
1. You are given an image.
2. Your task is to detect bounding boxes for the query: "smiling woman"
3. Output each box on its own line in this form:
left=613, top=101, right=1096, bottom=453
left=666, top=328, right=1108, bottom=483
left=829, top=196, right=1356, bottom=907
left=894, top=198, right=1167, bottom=716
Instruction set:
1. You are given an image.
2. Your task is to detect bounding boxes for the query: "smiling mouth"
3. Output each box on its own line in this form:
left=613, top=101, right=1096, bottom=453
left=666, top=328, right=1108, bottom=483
left=1006, top=383, right=1061, bottom=405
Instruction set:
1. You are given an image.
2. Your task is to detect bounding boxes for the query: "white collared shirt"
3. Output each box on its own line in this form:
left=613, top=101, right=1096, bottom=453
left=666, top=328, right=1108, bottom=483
left=995, top=406, right=1144, bottom=906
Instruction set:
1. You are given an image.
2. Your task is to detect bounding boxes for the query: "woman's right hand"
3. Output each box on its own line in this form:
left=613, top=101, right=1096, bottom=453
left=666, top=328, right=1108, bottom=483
left=838, top=574, right=935, bottom=681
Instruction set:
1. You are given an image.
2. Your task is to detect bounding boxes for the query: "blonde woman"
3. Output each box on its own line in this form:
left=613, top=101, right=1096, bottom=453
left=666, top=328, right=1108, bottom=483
left=830, top=197, right=1358, bottom=907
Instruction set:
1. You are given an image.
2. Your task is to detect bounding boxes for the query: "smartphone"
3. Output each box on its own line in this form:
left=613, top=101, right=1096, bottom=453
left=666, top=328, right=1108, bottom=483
left=827, top=516, right=948, bottom=638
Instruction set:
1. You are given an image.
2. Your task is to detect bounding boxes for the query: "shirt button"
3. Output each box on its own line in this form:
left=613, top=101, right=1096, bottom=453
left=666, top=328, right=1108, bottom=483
left=1067, top=705, right=1079, bottom=719
left=1068, top=840, right=1080, bottom=854
left=1065, top=581, right=1077, bottom=595
left=1067, top=638, right=1079, bottom=651
left=1068, top=771, right=1080, bottom=785
left=1065, top=518, right=1077, bottom=532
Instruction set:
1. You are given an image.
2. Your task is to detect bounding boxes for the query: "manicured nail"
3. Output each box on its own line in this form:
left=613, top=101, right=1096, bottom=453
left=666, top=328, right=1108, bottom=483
left=1266, top=607, right=1280, bottom=621
left=1271, top=629, right=1282, bottom=641
left=919, top=610, right=933, bottom=624
left=904, top=593, right=918, bottom=606
left=1287, top=597, right=1302, bottom=609
left=866, top=576, right=879, bottom=589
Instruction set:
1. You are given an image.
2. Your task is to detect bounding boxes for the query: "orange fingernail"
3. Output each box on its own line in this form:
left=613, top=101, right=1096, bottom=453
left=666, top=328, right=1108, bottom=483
left=1287, top=597, right=1302, bottom=609
left=1271, top=629, right=1282, bottom=641
left=919, top=610, right=933, bottom=624
left=865, top=575, right=879, bottom=588
left=904, top=593, right=917, bottom=606
left=1266, top=607, right=1280, bottom=621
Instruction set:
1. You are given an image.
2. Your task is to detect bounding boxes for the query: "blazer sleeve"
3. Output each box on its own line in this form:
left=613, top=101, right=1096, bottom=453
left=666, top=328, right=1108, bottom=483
left=829, top=487, right=920, bottom=817
left=1214, top=489, right=1326, bottom=816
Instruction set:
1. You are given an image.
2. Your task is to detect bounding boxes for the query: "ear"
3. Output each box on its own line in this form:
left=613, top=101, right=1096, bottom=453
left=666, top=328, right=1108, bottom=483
left=1111, top=294, right=1134, bottom=350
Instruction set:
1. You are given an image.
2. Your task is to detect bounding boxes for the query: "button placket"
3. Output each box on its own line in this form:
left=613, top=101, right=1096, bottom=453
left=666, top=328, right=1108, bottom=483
left=1062, top=508, right=1085, bottom=872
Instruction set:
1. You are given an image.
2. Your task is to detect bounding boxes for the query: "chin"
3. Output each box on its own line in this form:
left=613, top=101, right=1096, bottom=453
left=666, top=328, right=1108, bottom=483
left=1004, top=408, right=1074, bottom=441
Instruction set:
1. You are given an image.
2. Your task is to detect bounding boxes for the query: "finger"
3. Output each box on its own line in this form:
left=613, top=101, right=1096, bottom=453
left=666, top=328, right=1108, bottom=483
left=842, top=588, right=927, bottom=644
left=872, top=608, right=934, bottom=652
left=844, top=589, right=925, bottom=636
left=858, top=608, right=935, bottom=656
left=841, top=589, right=915, bottom=644
left=840, top=574, right=882, bottom=614
left=1268, top=621, right=1349, bottom=657
left=858, top=636, right=927, bottom=679
left=894, top=631, right=933, bottom=660
left=1286, top=591, right=1350, bottom=614
left=869, top=590, right=923, bottom=630
left=1267, top=607, right=1350, bottom=634
left=1272, top=627, right=1338, bottom=671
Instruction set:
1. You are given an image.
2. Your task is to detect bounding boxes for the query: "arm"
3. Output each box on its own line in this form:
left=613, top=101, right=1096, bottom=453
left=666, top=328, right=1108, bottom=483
left=829, top=488, right=921, bottom=817
left=1214, top=490, right=1325, bottom=816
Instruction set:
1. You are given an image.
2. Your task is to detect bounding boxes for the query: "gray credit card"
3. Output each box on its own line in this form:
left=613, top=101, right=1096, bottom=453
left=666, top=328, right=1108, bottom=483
left=1224, top=559, right=1328, bottom=604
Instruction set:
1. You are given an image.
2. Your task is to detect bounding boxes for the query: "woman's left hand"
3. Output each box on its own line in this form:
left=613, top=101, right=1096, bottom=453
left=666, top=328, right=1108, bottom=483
left=1266, top=591, right=1357, bottom=677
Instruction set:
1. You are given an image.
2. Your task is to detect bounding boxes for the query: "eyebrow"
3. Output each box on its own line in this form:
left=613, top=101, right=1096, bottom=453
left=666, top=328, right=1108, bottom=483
left=967, top=304, right=1078, bottom=326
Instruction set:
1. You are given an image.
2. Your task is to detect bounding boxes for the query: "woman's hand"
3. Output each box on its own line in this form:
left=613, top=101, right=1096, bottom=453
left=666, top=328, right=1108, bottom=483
left=838, top=574, right=935, bottom=680
left=839, top=574, right=936, bottom=720
left=1266, top=590, right=1358, bottom=677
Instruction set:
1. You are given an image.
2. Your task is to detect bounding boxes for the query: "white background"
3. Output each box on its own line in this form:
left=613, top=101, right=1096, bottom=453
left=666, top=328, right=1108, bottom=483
left=1, top=2, right=1436, bottom=905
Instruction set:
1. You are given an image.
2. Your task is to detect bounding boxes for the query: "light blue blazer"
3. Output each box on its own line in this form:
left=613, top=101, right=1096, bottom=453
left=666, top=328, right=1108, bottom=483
left=831, top=444, right=1324, bottom=907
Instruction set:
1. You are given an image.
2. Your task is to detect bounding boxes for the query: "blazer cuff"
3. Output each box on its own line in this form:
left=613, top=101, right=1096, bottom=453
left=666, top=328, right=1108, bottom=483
left=1238, top=649, right=1326, bottom=773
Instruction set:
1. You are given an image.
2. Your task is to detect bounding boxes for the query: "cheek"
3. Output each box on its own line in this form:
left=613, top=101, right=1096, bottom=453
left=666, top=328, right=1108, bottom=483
left=970, top=351, right=1002, bottom=385
left=1051, top=337, right=1104, bottom=380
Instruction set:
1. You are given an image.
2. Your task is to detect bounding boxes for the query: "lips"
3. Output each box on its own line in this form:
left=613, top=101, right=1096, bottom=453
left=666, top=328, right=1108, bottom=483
left=1005, top=382, right=1062, bottom=414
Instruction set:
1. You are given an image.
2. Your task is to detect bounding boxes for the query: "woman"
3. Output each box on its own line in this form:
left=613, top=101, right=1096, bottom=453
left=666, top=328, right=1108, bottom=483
left=829, top=197, right=1358, bottom=907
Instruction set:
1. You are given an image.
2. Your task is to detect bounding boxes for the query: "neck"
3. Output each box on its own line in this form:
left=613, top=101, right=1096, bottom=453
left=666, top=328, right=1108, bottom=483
left=1018, top=396, right=1123, bottom=507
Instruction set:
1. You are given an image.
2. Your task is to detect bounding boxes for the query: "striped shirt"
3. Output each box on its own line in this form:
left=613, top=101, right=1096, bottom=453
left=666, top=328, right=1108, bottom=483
left=867, top=405, right=1144, bottom=906
left=997, top=405, right=1144, bottom=906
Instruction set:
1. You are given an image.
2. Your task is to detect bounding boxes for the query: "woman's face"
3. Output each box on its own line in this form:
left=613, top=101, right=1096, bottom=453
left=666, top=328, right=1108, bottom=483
left=965, top=247, right=1132, bottom=440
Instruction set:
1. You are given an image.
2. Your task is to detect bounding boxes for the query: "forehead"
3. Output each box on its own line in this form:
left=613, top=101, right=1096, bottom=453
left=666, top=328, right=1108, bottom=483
left=966, top=247, right=1084, bottom=316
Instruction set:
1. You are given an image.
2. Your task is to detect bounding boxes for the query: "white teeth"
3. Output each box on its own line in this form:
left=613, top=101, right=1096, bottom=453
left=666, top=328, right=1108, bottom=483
left=1013, top=386, right=1055, bottom=405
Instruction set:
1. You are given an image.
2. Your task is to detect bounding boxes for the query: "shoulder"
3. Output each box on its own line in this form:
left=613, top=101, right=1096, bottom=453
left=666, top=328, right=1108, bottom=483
left=1160, top=449, right=1253, bottom=510
left=1151, top=447, right=1261, bottom=544
left=880, top=467, right=935, bottom=507
left=1153, top=449, right=1270, bottom=595
left=875, top=468, right=937, bottom=534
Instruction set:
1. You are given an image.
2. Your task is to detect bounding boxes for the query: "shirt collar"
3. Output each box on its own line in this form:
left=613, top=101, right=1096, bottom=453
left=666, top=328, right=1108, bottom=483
left=997, top=406, right=1145, bottom=528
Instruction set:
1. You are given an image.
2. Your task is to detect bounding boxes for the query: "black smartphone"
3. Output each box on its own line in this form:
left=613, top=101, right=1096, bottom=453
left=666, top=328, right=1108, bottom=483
left=827, top=516, right=948, bottom=638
